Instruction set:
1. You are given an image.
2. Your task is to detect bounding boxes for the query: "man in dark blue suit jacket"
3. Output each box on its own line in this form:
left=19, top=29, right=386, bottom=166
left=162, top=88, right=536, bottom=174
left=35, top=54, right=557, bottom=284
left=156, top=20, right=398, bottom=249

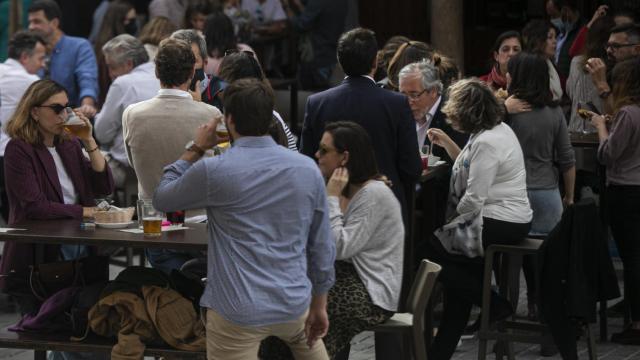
left=300, top=28, right=422, bottom=217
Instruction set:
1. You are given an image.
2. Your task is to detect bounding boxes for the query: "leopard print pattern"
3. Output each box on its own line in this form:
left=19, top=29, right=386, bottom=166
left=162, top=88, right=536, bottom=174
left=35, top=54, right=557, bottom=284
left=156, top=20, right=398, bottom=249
left=259, top=261, right=393, bottom=359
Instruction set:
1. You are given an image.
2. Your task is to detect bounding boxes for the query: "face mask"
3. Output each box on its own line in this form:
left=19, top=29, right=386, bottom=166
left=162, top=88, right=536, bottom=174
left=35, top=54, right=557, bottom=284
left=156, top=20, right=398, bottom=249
left=124, top=21, right=138, bottom=36
left=550, top=18, right=563, bottom=33
left=190, top=68, right=206, bottom=91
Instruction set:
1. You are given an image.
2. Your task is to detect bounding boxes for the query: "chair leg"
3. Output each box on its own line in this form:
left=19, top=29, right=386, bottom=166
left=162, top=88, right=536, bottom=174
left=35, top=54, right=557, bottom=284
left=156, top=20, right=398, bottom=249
left=126, top=247, right=134, bottom=266
left=478, top=248, right=496, bottom=360
left=599, top=300, right=607, bottom=342
left=478, top=339, right=488, bottom=360
left=586, top=323, right=597, bottom=360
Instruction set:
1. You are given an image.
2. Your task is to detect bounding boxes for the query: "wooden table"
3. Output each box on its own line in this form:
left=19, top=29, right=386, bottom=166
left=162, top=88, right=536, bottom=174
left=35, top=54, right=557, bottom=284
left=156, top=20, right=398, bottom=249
left=570, top=132, right=599, bottom=148
left=0, top=220, right=208, bottom=250
left=0, top=220, right=208, bottom=360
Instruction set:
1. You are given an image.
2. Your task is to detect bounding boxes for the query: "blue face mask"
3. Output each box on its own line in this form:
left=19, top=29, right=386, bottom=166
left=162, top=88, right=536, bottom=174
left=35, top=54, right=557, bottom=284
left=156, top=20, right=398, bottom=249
left=551, top=18, right=564, bottom=33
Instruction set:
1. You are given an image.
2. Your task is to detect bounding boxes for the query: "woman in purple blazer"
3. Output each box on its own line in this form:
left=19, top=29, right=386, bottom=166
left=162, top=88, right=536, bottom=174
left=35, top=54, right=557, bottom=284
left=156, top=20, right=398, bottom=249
left=0, top=80, right=113, bottom=298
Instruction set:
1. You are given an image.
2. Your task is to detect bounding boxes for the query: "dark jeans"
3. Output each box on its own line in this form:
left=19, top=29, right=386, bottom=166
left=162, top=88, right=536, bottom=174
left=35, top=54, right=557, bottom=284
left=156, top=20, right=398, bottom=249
left=608, top=185, right=640, bottom=321
left=428, top=217, right=531, bottom=360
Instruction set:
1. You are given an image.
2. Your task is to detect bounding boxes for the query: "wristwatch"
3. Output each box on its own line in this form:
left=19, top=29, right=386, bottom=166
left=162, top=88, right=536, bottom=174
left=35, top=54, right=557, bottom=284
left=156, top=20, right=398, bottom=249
left=185, top=140, right=205, bottom=156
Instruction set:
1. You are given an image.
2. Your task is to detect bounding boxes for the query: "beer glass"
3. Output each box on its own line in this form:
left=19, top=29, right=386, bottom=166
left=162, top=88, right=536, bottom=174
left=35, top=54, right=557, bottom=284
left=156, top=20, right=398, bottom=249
left=141, top=201, right=162, bottom=236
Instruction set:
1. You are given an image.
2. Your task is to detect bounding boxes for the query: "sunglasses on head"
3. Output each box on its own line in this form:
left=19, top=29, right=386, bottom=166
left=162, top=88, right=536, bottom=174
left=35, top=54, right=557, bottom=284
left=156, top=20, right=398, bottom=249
left=37, top=103, right=69, bottom=115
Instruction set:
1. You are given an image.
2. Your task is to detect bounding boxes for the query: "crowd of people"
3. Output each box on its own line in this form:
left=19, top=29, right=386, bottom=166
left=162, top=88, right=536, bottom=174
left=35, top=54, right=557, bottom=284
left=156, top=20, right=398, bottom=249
left=0, top=0, right=639, bottom=359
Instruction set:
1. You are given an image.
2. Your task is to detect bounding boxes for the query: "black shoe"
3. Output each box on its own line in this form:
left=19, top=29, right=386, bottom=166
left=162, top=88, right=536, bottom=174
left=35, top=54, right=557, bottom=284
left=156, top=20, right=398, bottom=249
left=611, top=326, right=640, bottom=345
left=490, top=293, right=514, bottom=323
left=464, top=294, right=514, bottom=334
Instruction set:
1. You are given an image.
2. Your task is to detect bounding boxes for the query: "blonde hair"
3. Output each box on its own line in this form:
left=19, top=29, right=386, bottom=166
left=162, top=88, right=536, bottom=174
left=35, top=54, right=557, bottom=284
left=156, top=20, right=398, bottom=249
left=6, top=80, right=68, bottom=145
left=441, top=78, right=503, bottom=134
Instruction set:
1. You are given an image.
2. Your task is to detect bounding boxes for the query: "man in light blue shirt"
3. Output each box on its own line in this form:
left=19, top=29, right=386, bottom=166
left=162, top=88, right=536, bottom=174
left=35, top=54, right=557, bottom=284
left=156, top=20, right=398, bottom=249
left=153, top=78, right=335, bottom=360
left=28, top=0, right=98, bottom=117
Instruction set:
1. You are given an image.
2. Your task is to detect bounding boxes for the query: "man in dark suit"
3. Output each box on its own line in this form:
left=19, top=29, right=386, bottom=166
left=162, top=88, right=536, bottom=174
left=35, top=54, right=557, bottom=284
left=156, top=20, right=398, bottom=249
left=300, top=27, right=422, bottom=218
left=397, top=60, right=468, bottom=164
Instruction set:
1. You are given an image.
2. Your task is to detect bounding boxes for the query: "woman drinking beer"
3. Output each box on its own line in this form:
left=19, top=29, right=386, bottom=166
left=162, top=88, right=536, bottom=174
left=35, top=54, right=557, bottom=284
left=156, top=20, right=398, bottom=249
left=0, top=80, right=113, bottom=310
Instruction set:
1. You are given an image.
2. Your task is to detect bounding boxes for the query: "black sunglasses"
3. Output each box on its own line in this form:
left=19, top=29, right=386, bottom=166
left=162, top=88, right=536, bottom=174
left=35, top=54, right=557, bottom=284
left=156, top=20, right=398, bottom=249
left=37, top=103, right=68, bottom=115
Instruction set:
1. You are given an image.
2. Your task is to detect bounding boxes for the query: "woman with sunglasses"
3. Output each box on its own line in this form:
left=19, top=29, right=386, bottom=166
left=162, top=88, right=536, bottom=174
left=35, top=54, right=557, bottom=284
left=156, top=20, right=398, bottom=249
left=0, top=80, right=113, bottom=307
left=261, top=121, right=404, bottom=359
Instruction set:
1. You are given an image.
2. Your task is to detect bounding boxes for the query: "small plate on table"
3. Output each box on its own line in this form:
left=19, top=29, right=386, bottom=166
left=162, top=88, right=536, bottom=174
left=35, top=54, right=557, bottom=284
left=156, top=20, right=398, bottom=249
left=95, top=221, right=135, bottom=229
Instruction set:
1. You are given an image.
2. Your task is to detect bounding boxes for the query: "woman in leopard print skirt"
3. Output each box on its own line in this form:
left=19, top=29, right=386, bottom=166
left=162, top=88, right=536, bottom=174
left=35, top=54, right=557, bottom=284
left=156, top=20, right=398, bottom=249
left=260, top=121, right=405, bottom=359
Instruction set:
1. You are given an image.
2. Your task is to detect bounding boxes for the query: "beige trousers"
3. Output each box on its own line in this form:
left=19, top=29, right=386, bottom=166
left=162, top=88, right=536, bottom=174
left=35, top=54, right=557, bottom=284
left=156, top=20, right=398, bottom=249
left=205, top=308, right=328, bottom=360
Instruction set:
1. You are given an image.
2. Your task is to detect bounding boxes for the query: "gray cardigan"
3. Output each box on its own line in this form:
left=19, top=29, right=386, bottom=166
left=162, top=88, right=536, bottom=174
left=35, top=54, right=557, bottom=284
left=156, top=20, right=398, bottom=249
left=328, top=180, right=404, bottom=312
left=507, top=106, right=575, bottom=190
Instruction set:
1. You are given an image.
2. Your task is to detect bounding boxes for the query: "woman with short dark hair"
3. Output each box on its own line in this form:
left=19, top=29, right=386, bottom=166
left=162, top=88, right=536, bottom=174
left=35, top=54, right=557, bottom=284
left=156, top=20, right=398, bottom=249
left=426, top=78, right=532, bottom=360
left=590, top=58, right=640, bottom=344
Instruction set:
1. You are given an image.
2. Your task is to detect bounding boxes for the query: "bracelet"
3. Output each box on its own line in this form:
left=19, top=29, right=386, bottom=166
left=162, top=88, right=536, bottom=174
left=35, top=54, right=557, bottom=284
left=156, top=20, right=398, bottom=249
left=86, top=145, right=99, bottom=153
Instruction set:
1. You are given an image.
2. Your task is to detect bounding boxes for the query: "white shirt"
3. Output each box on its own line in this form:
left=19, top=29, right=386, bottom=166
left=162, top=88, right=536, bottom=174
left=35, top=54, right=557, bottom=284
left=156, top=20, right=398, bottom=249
left=456, top=123, right=532, bottom=223
left=241, top=0, right=286, bottom=23
left=0, top=59, right=40, bottom=156
left=156, top=88, right=192, bottom=98
left=94, top=62, right=160, bottom=165
left=416, top=96, right=441, bottom=148
left=47, top=147, right=78, bottom=205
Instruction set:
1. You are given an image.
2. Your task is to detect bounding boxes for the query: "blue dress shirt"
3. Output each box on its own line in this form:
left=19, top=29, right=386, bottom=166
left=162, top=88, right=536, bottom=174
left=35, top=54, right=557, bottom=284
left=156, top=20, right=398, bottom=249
left=154, top=136, right=335, bottom=326
left=46, top=35, right=98, bottom=106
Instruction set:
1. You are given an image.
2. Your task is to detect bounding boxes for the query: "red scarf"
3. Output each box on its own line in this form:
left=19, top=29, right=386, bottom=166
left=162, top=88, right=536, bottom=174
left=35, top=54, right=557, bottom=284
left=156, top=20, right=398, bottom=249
left=486, top=66, right=507, bottom=90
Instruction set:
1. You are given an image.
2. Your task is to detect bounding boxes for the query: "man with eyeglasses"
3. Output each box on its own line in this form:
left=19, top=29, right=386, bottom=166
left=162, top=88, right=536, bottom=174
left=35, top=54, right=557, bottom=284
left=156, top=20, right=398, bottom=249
left=398, top=60, right=467, bottom=164
left=586, top=23, right=640, bottom=110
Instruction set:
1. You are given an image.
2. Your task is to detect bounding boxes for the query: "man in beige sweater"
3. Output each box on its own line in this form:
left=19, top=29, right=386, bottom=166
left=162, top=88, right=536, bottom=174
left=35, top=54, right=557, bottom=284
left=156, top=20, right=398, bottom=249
left=123, top=37, right=221, bottom=273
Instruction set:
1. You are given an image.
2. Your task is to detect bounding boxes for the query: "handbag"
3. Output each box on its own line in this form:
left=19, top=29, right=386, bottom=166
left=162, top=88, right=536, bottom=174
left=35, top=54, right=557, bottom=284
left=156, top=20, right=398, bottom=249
left=31, top=255, right=109, bottom=302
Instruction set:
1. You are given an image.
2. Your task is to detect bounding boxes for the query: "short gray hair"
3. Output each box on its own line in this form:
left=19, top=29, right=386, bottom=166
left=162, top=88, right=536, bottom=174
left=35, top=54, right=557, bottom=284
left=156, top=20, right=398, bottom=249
left=102, top=34, right=149, bottom=68
left=170, top=29, right=207, bottom=62
left=398, top=60, right=443, bottom=94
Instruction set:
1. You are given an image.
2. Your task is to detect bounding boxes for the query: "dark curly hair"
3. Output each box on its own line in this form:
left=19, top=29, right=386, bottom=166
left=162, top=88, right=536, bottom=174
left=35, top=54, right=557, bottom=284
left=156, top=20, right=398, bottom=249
left=155, top=38, right=195, bottom=87
left=442, top=78, right=504, bottom=134
left=522, top=19, right=556, bottom=55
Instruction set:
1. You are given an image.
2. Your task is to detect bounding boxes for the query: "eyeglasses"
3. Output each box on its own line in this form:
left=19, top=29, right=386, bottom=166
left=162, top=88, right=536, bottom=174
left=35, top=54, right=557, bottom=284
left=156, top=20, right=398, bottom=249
left=224, top=49, right=256, bottom=57
left=605, top=42, right=639, bottom=51
left=401, top=89, right=428, bottom=100
left=37, top=103, right=69, bottom=115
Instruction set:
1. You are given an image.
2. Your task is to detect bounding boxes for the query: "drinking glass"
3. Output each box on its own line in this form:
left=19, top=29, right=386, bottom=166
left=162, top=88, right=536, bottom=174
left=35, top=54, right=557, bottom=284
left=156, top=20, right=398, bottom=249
left=141, top=201, right=162, bottom=236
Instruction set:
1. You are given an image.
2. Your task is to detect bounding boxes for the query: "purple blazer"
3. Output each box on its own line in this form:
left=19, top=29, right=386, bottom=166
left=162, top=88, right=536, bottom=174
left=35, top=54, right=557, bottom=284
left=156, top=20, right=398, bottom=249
left=0, top=137, right=114, bottom=291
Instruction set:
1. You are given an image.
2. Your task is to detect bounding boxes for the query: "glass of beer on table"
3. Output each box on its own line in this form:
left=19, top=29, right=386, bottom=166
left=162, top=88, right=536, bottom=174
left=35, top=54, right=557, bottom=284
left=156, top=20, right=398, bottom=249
left=141, top=201, right=162, bottom=236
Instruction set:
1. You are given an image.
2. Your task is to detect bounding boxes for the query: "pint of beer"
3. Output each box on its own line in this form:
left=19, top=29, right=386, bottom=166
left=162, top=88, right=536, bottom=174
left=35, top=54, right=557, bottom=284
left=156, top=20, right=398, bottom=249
left=216, top=121, right=229, bottom=138
left=141, top=201, right=163, bottom=236
left=63, top=108, right=89, bottom=137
